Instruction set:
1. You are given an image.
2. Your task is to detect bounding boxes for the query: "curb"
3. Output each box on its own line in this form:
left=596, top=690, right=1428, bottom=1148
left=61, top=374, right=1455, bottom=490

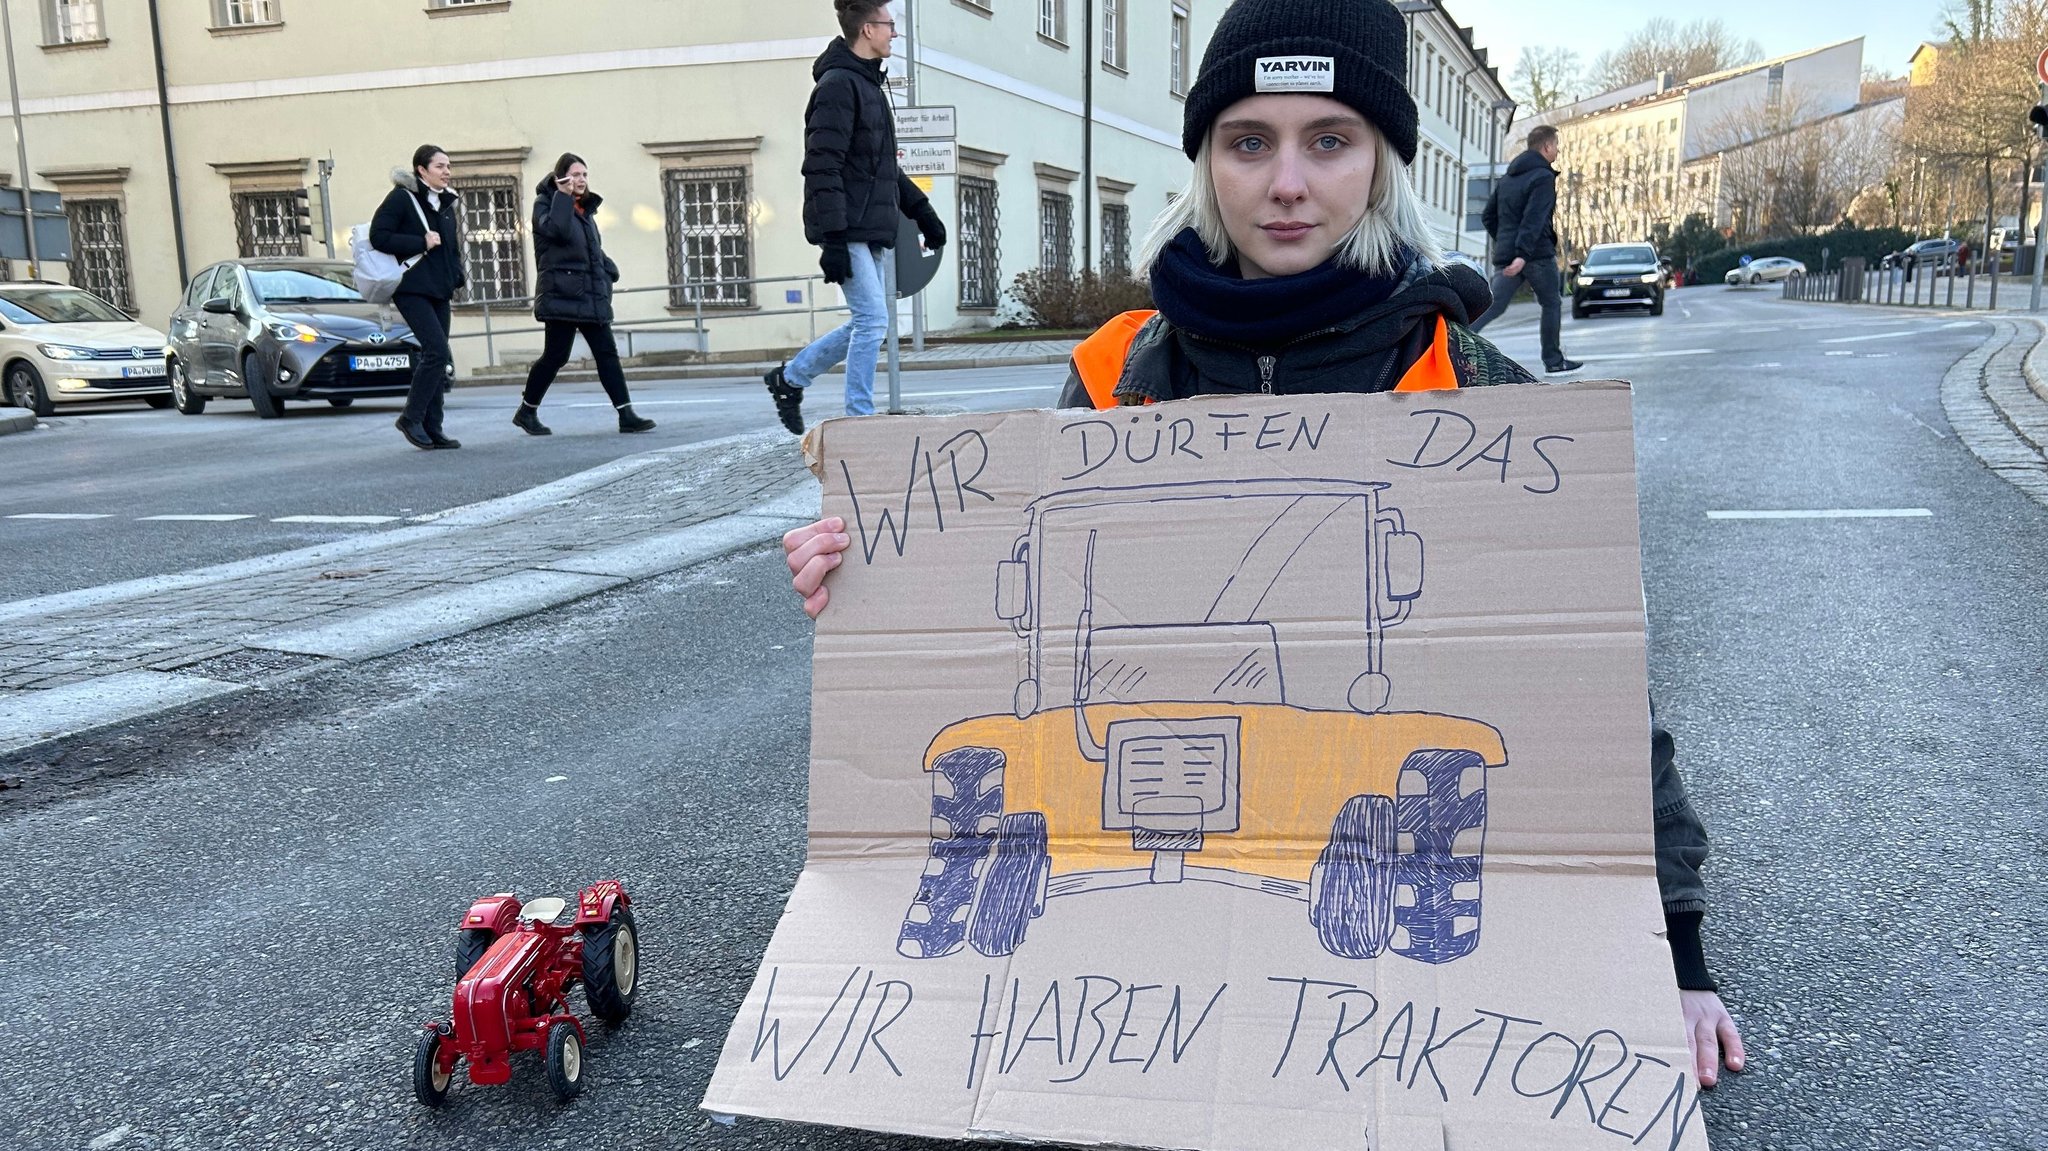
left=1938, top=317, right=2048, bottom=510
left=458, top=353, right=1071, bottom=389
left=0, top=438, right=821, bottom=759
left=0, top=411, right=38, bottom=437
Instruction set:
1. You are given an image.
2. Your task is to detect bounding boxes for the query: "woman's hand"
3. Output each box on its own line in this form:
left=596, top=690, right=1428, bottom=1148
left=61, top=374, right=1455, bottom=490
left=1680, top=989, right=1746, bottom=1089
left=424, top=231, right=443, bottom=251
left=785, top=517, right=851, bottom=618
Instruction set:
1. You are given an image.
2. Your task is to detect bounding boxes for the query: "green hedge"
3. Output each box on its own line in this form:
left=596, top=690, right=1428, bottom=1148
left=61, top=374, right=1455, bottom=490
left=1690, top=225, right=1915, bottom=284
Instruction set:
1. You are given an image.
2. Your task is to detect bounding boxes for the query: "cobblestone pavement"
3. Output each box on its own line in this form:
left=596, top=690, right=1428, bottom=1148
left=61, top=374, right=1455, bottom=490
left=0, top=431, right=815, bottom=748
left=1939, top=316, right=2048, bottom=509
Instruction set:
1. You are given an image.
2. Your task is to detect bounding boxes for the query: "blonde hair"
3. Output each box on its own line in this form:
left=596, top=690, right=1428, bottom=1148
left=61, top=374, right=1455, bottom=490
left=1139, top=131, right=1442, bottom=278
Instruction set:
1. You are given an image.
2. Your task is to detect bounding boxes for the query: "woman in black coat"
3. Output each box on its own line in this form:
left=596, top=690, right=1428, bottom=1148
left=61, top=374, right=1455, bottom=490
left=512, top=153, right=653, bottom=436
left=370, top=144, right=467, bottom=450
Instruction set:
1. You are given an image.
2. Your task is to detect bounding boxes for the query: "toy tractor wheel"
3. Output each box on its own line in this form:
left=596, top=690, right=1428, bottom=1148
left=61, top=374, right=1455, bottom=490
left=1393, top=749, right=1489, bottom=964
left=546, top=1025, right=584, bottom=1102
left=1308, top=795, right=1399, bottom=959
left=412, top=1028, right=453, bottom=1108
left=968, top=811, right=1051, bottom=958
left=896, top=747, right=1005, bottom=959
left=454, top=928, right=494, bottom=980
left=583, top=904, right=639, bottom=1024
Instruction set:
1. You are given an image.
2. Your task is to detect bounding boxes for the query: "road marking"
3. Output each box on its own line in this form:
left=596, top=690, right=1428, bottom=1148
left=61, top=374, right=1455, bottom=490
left=904, top=384, right=1062, bottom=399
left=563, top=398, right=733, bottom=408
left=138, top=514, right=256, bottom=522
left=272, top=515, right=403, bottom=525
left=1574, top=349, right=1717, bottom=362
left=6, top=513, right=114, bottom=520
left=1706, top=508, right=1933, bottom=520
left=1820, top=330, right=1916, bottom=344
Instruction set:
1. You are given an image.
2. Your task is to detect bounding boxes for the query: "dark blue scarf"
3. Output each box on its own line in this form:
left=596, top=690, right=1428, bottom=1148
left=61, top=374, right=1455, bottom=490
left=1148, top=228, right=1410, bottom=348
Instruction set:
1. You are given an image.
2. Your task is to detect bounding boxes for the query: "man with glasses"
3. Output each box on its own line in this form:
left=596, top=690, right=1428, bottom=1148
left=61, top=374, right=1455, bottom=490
left=765, top=1, right=947, bottom=432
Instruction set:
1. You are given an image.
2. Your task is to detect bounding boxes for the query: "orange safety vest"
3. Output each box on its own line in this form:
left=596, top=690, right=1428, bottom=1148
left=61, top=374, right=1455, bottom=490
left=1071, top=310, right=1461, bottom=410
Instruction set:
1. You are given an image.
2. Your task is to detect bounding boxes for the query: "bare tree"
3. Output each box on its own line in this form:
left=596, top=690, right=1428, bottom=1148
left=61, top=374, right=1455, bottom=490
left=1697, top=89, right=1900, bottom=239
left=1511, top=46, right=1582, bottom=112
left=1901, top=0, right=2045, bottom=246
left=1590, top=18, right=1764, bottom=92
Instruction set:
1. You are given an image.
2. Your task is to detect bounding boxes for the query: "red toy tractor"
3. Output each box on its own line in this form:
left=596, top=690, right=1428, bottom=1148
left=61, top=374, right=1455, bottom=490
left=413, top=880, right=638, bottom=1106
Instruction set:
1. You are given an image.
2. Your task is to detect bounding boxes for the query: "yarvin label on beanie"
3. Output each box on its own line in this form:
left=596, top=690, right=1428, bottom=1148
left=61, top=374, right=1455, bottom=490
left=1254, top=55, right=1336, bottom=93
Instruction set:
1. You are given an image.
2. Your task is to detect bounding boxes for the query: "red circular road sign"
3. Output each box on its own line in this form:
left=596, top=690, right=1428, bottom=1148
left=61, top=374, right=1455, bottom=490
left=2038, top=45, right=2048, bottom=84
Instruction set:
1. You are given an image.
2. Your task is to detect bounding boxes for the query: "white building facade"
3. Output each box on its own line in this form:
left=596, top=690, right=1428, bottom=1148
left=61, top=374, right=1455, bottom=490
left=1399, top=1, right=1514, bottom=258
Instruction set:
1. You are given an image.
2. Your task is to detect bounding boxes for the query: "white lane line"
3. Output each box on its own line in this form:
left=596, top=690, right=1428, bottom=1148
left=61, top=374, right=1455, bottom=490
left=903, top=384, right=1062, bottom=399
left=1819, top=330, right=1916, bottom=344
left=138, top=514, right=256, bottom=522
left=1573, top=349, right=1718, bottom=362
left=1706, top=508, right=1933, bottom=520
left=271, top=515, right=403, bottom=525
left=6, top=513, right=114, bottom=520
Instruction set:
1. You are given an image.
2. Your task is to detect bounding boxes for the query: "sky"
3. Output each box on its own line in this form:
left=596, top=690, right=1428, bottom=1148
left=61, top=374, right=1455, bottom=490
left=1441, top=0, right=1954, bottom=95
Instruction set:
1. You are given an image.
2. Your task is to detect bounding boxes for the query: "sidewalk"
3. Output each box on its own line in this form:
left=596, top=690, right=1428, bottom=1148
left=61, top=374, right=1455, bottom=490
left=0, top=430, right=819, bottom=756
left=461, top=336, right=1084, bottom=388
left=1940, top=314, right=2048, bottom=510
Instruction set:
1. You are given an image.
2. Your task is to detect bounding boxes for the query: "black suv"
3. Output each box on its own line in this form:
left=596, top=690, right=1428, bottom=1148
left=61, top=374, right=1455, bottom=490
left=1571, top=243, right=1666, bottom=319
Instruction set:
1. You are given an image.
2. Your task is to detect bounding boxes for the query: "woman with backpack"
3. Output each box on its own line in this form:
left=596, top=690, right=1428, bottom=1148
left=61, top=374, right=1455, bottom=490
left=512, top=153, right=654, bottom=437
left=778, top=0, right=1748, bottom=1093
left=371, top=144, right=466, bottom=450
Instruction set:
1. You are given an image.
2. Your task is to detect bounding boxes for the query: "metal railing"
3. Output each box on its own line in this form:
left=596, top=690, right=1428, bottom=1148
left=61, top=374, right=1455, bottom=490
left=1780, top=254, right=2024, bottom=311
left=447, top=273, right=847, bottom=367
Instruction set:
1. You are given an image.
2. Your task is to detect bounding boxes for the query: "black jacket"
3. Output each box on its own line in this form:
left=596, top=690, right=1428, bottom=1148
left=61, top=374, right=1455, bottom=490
left=1483, top=149, right=1559, bottom=267
left=801, top=38, right=932, bottom=248
left=369, top=168, right=466, bottom=301
left=531, top=181, right=621, bottom=326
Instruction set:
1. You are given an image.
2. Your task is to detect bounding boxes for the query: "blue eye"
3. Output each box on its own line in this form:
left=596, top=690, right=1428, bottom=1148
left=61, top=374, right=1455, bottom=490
left=1314, top=135, right=1345, bottom=151
left=1235, top=136, right=1268, bottom=154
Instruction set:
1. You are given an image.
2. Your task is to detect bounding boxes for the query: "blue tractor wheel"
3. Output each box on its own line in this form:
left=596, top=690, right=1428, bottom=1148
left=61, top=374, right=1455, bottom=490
left=895, top=747, right=1005, bottom=959
left=969, top=811, right=1051, bottom=958
left=1309, top=795, right=1399, bottom=959
left=1393, top=748, right=1489, bottom=963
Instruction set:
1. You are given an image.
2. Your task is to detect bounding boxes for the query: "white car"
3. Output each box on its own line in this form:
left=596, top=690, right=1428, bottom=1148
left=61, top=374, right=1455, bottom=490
left=1, top=281, right=171, bottom=416
left=1724, top=257, right=1807, bottom=286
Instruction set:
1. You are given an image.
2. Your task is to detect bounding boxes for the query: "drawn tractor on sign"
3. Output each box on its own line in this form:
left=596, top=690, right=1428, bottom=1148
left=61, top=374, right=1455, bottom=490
left=894, top=480, right=1506, bottom=964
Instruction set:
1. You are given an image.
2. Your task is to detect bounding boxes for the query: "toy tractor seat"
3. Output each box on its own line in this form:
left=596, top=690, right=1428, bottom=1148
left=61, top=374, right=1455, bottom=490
left=516, top=897, right=569, bottom=924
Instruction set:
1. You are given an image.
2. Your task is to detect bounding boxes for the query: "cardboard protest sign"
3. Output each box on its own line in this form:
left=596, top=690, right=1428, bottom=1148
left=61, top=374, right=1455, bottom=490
left=704, top=382, right=1709, bottom=1151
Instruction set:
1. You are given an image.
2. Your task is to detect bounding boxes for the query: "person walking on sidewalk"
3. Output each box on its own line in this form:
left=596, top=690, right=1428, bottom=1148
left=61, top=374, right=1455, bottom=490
left=372, top=144, right=467, bottom=450
left=513, top=153, right=655, bottom=437
left=1470, top=125, right=1581, bottom=376
left=763, top=0, right=948, bottom=434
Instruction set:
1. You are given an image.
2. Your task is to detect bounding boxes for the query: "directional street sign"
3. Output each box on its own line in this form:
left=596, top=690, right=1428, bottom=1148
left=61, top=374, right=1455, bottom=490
left=895, top=140, right=958, bottom=178
left=893, top=105, right=957, bottom=141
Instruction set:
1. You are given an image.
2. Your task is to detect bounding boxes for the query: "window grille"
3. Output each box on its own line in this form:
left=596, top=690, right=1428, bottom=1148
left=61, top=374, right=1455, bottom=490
left=451, top=176, right=526, bottom=304
left=65, top=199, right=133, bottom=313
left=663, top=166, right=754, bottom=308
left=233, top=191, right=305, bottom=258
left=1101, top=203, right=1130, bottom=277
left=1039, top=190, right=1073, bottom=277
left=46, top=0, right=102, bottom=44
left=959, top=176, right=1002, bottom=309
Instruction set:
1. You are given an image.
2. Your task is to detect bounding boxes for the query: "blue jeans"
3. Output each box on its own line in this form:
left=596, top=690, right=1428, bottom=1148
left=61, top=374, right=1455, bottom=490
left=787, top=243, right=888, bottom=416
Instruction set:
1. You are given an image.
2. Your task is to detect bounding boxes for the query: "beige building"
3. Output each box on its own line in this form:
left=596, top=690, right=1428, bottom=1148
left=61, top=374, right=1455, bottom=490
left=1398, top=0, right=1513, bottom=259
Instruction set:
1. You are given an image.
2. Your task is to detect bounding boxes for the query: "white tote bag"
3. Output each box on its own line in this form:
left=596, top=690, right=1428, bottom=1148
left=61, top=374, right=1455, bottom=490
left=350, top=191, right=435, bottom=304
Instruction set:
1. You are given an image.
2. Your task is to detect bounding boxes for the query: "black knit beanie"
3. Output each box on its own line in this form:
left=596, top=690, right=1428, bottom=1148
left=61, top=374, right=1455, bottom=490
left=1182, top=0, right=1419, bottom=165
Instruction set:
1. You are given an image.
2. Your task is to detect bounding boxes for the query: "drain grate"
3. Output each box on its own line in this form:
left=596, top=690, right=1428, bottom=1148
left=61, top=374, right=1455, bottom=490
left=171, top=648, right=332, bottom=684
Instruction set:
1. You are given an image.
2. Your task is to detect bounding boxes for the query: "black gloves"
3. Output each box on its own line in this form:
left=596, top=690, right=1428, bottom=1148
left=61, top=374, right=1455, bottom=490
left=820, top=242, right=853, bottom=285
left=915, top=205, right=947, bottom=252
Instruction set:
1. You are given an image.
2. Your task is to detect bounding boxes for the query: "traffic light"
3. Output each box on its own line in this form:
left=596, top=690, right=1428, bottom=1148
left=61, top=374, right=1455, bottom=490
left=291, top=187, right=314, bottom=237
left=2032, top=103, right=2048, bottom=140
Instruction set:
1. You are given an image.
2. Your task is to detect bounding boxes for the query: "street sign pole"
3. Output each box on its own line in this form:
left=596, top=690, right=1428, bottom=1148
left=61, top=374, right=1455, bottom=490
left=1, top=0, right=41, bottom=279
left=884, top=231, right=903, bottom=415
left=317, top=157, right=336, bottom=259
left=903, top=0, right=925, bottom=355
left=2033, top=74, right=2047, bottom=311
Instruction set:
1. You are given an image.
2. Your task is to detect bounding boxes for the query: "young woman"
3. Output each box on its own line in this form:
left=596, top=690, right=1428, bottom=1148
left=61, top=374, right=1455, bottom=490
left=513, top=153, right=654, bottom=436
left=371, top=144, right=466, bottom=450
left=780, top=0, right=1746, bottom=1090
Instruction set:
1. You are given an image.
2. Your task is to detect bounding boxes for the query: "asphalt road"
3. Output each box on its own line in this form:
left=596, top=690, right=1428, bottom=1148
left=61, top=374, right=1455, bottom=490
left=0, top=364, right=1060, bottom=600
left=5, top=289, right=2047, bottom=1150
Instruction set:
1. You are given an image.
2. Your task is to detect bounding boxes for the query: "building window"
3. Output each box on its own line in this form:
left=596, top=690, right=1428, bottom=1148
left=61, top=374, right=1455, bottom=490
left=663, top=166, right=754, bottom=308
left=1170, top=5, right=1189, bottom=96
left=1101, top=0, right=1126, bottom=69
left=432, top=0, right=500, bottom=6
left=214, top=0, right=279, bottom=27
left=65, top=199, right=133, bottom=313
left=1766, top=64, right=1784, bottom=111
left=451, top=176, right=525, bottom=305
left=1101, top=202, right=1130, bottom=276
left=1038, top=0, right=1064, bottom=43
left=959, top=175, right=1001, bottom=309
left=233, top=190, right=306, bottom=258
left=42, top=0, right=103, bottom=44
left=1039, top=189, right=1073, bottom=277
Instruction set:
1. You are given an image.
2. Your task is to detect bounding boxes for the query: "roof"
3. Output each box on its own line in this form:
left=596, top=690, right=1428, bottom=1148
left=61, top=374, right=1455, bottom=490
left=1529, top=37, right=1867, bottom=133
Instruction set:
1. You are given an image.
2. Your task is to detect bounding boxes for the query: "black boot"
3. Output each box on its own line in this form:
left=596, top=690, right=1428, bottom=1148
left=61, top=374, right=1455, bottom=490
left=763, top=364, right=804, bottom=435
left=395, top=416, right=435, bottom=450
left=513, top=402, right=552, bottom=436
left=617, top=404, right=655, bottom=434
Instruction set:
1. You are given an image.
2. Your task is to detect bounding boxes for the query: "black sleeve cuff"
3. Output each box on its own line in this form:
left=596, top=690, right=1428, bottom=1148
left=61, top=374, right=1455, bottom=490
left=1665, top=909, right=1716, bottom=991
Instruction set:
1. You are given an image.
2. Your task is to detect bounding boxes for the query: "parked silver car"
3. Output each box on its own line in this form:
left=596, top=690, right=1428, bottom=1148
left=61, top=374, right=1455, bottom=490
left=0, top=282, right=170, bottom=416
left=1725, top=257, right=1807, bottom=285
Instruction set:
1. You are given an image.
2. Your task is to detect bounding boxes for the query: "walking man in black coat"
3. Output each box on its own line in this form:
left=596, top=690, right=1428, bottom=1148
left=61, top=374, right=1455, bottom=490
left=1470, top=125, right=1582, bottom=376
left=763, top=0, right=947, bottom=434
